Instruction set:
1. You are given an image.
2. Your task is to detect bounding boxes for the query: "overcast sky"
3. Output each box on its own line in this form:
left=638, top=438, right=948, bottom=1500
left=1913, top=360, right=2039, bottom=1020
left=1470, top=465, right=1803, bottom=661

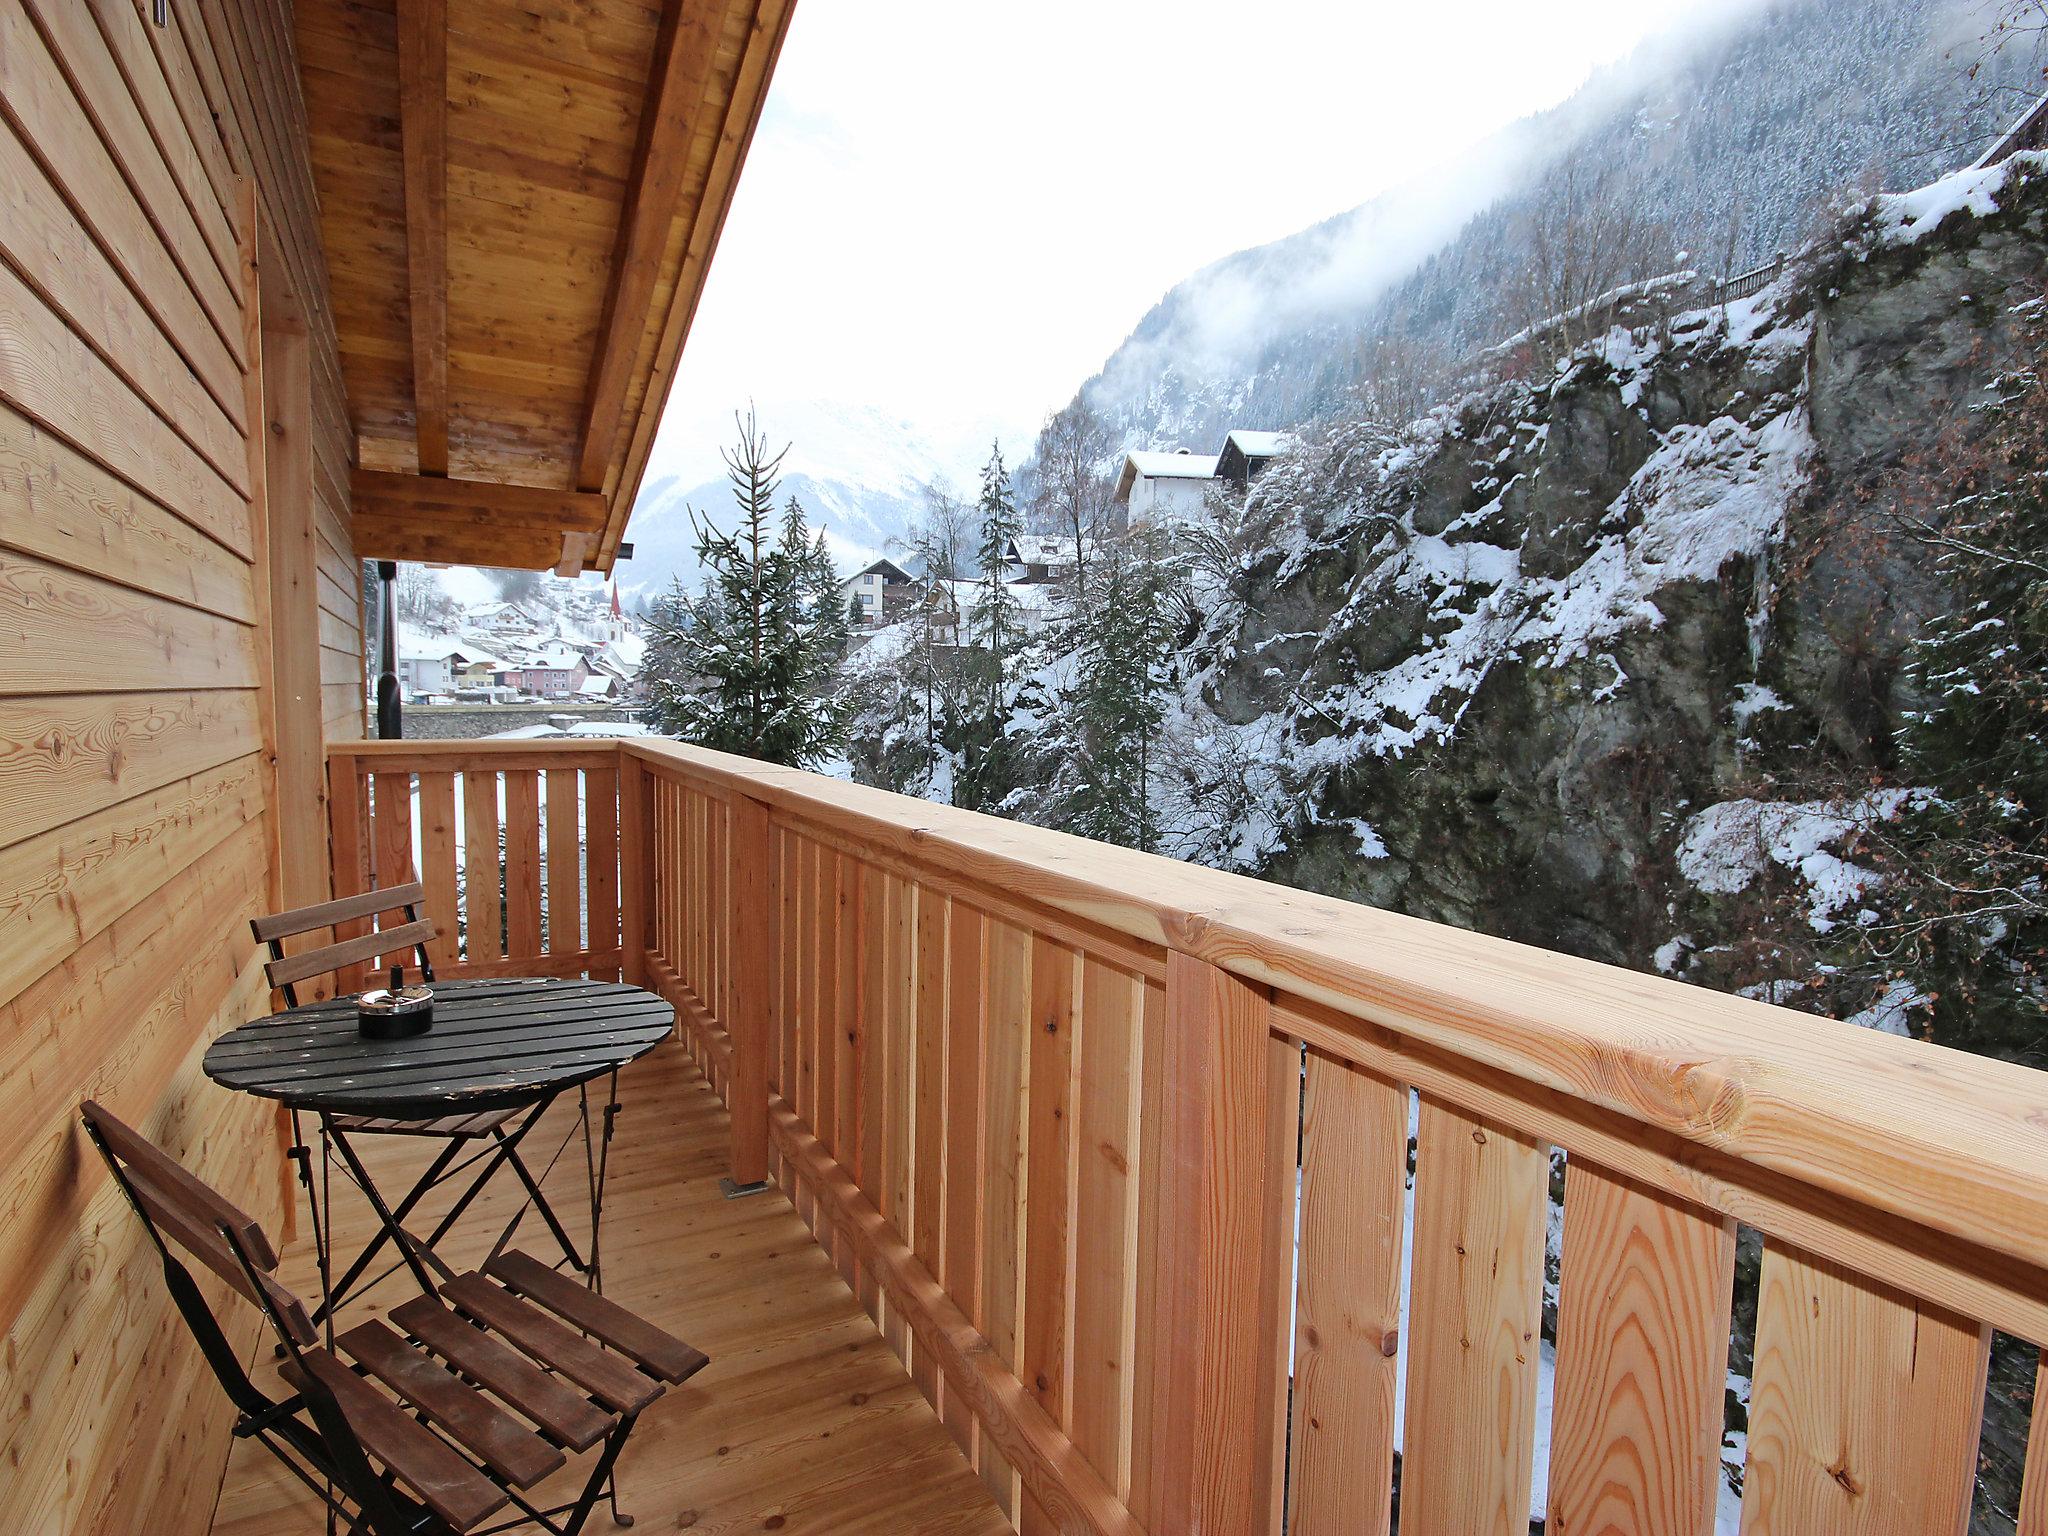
left=648, top=0, right=1734, bottom=487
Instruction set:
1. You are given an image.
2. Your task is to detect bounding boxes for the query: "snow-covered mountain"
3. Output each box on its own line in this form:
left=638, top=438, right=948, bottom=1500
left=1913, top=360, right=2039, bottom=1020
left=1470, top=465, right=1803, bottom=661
left=1050, top=0, right=2041, bottom=460
left=618, top=398, right=1026, bottom=601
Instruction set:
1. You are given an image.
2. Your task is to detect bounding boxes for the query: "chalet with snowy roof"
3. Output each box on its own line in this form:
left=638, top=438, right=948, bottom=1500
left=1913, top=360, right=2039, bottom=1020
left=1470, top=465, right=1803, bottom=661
left=1215, top=429, right=1296, bottom=488
left=497, top=649, right=594, bottom=698
left=1005, top=534, right=1092, bottom=584
left=845, top=558, right=918, bottom=626
left=396, top=640, right=496, bottom=695
left=1113, top=449, right=1220, bottom=526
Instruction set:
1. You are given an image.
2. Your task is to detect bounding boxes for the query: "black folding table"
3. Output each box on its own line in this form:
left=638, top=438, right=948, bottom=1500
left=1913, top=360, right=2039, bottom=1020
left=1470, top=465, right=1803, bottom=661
left=203, top=976, right=673, bottom=1328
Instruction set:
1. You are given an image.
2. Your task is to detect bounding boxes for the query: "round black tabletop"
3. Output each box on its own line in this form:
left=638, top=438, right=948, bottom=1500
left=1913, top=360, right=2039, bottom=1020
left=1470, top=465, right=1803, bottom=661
left=203, top=977, right=675, bottom=1118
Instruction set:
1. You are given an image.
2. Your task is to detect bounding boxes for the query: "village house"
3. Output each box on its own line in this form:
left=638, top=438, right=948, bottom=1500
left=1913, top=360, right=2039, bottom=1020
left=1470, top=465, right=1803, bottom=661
left=497, top=649, right=594, bottom=698
left=844, top=557, right=918, bottom=626
left=1112, top=448, right=1220, bottom=525
left=1215, top=427, right=1296, bottom=488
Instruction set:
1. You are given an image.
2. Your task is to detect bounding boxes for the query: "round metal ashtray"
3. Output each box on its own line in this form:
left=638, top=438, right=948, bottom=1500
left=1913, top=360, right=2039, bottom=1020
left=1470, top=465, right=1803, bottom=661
left=356, top=985, right=435, bottom=1039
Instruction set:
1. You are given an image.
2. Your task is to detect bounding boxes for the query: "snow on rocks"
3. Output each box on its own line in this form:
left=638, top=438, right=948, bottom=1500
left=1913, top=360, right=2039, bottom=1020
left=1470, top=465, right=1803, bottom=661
left=1863, top=148, right=2047, bottom=251
left=1674, top=790, right=1919, bottom=930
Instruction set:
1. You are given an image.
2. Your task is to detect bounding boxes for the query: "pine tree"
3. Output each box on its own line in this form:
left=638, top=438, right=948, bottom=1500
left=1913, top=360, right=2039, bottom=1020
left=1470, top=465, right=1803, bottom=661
left=636, top=413, right=847, bottom=767
left=959, top=442, right=1024, bottom=811
left=1059, top=531, right=1175, bottom=849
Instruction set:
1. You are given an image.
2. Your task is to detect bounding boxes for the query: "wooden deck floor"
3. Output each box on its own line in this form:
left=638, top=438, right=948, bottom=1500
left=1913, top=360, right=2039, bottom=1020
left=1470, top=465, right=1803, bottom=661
left=208, top=1041, right=1010, bottom=1536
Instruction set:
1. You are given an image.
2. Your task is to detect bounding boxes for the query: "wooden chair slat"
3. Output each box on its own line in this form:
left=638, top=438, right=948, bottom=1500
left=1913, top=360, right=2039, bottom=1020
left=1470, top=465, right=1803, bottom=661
left=391, top=1295, right=614, bottom=1451
left=285, top=1350, right=510, bottom=1533
left=486, top=1250, right=708, bottom=1384
left=81, top=1101, right=279, bottom=1270
left=252, top=881, right=428, bottom=942
left=440, top=1274, right=663, bottom=1415
left=121, top=1162, right=314, bottom=1345
left=265, top=918, right=438, bottom=989
left=338, top=1320, right=564, bottom=1489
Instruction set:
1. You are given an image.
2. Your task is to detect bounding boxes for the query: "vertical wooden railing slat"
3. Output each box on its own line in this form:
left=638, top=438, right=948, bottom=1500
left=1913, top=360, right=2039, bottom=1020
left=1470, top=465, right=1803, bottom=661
left=724, top=793, right=771, bottom=1189
left=502, top=770, right=542, bottom=962
left=326, top=752, right=370, bottom=991
left=1069, top=957, right=1144, bottom=1500
left=586, top=765, right=619, bottom=978
left=461, top=770, right=502, bottom=968
left=1145, top=951, right=1291, bottom=1536
left=911, top=885, right=949, bottom=1405
left=815, top=845, right=841, bottom=1156
left=544, top=767, right=579, bottom=958
left=1023, top=936, right=1079, bottom=1433
left=978, top=915, right=1032, bottom=1517
left=416, top=771, right=459, bottom=971
left=617, top=758, right=648, bottom=985
left=793, top=835, right=817, bottom=1130
left=371, top=770, right=417, bottom=979
left=939, top=900, right=988, bottom=1464
left=1288, top=1048, right=1409, bottom=1536
left=1740, top=1242, right=1988, bottom=1536
left=1401, top=1097, right=1548, bottom=1536
left=2018, top=1351, right=2048, bottom=1535
left=1548, top=1160, right=1736, bottom=1536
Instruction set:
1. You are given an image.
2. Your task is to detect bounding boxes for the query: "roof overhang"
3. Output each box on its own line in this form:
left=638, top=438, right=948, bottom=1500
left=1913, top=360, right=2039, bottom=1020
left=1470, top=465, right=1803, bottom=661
left=299, top=0, right=796, bottom=573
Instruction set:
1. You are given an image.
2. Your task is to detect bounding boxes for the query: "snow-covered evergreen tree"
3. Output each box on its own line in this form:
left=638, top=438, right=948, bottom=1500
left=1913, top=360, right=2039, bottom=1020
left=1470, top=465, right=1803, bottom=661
left=637, top=414, right=848, bottom=767
left=959, top=443, right=1024, bottom=812
left=1054, top=529, right=1178, bottom=849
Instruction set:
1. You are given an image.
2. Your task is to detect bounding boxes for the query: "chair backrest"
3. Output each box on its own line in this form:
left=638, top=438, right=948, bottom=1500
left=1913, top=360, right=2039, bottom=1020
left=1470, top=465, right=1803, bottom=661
left=253, top=881, right=437, bottom=1006
left=79, top=1101, right=315, bottom=1347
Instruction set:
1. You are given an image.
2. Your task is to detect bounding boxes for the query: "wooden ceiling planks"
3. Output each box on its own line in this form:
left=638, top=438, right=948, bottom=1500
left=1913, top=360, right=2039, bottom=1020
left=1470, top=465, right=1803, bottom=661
left=294, top=0, right=792, bottom=569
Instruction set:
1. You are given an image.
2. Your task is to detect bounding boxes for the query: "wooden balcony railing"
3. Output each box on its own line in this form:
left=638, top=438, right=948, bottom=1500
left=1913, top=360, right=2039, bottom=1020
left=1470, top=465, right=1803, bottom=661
left=330, top=737, right=2048, bottom=1536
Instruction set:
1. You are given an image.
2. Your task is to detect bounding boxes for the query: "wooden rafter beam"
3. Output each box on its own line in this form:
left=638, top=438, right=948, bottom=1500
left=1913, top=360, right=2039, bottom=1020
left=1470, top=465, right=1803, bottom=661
left=573, top=0, right=722, bottom=494
left=352, top=468, right=611, bottom=530
left=595, top=0, right=795, bottom=571
left=397, top=0, right=449, bottom=475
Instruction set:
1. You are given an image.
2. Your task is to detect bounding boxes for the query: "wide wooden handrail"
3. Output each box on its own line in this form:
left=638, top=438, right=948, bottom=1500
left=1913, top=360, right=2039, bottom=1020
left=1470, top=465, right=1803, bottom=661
left=611, top=738, right=2048, bottom=1271
left=335, top=734, right=2048, bottom=1282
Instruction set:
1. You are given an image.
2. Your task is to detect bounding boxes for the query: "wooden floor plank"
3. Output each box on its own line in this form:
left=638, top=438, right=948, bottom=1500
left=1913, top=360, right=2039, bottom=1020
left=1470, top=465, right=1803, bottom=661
left=208, top=1040, right=1009, bottom=1536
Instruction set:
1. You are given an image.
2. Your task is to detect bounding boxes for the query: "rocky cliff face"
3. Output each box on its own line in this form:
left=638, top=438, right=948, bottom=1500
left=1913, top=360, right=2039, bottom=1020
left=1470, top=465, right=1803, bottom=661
left=1174, top=155, right=2048, bottom=1004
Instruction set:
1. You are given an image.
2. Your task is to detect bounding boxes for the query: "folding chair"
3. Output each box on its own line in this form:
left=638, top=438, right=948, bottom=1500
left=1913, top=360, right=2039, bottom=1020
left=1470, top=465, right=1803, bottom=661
left=82, top=1100, right=705, bottom=1535
left=254, top=884, right=617, bottom=1325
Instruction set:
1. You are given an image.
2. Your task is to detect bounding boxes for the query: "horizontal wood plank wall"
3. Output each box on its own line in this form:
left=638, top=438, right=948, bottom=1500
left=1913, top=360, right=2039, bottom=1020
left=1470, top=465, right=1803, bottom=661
left=0, top=0, right=361, bottom=1531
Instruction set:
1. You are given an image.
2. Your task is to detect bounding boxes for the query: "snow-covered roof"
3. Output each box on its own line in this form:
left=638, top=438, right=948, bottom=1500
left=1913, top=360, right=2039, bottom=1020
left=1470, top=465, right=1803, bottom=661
left=575, top=675, right=614, bottom=696
left=398, top=637, right=473, bottom=663
left=1114, top=450, right=1220, bottom=504
left=1128, top=450, right=1218, bottom=480
left=1009, top=534, right=1090, bottom=566
left=848, top=558, right=914, bottom=584
left=1221, top=430, right=1295, bottom=460
left=517, top=649, right=588, bottom=671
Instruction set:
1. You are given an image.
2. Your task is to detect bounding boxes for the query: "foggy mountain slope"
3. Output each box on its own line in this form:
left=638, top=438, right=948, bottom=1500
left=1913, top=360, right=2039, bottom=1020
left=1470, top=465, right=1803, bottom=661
left=1067, top=0, right=2041, bottom=458
left=619, top=398, right=1020, bottom=601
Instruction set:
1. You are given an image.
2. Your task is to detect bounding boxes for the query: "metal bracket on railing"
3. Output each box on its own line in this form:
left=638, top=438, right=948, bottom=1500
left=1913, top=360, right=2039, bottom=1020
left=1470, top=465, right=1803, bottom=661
left=718, top=1177, right=771, bottom=1200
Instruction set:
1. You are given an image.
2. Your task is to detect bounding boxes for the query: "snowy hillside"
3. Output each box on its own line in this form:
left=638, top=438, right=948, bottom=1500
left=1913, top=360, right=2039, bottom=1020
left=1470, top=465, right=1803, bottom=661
left=1055, top=0, right=2041, bottom=460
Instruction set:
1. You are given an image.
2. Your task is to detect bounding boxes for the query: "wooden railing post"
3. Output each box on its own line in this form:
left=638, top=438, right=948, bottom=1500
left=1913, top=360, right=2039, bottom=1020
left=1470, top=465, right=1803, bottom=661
left=724, top=792, right=774, bottom=1193
left=618, top=751, right=653, bottom=988
left=1146, top=950, right=1292, bottom=1535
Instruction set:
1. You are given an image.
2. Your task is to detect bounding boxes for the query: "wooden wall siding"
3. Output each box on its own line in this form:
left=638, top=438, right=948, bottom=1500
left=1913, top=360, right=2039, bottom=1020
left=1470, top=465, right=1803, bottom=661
left=1, top=0, right=363, bottom=1530
left=310, top=737, right=2048, bottom=1536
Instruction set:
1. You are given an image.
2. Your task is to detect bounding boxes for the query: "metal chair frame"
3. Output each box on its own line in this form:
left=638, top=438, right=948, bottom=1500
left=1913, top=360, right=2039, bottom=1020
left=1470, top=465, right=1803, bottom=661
left=255, top=886, right=622, bottom=1324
